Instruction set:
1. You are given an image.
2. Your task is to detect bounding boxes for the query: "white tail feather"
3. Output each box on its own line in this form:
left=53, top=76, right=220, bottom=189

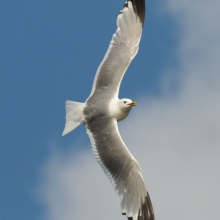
left=62, top=100, right=85, bottom=136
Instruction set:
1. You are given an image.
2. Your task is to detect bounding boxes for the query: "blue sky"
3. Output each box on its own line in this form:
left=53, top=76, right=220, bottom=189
left=1, top=0, right=220, bottom=220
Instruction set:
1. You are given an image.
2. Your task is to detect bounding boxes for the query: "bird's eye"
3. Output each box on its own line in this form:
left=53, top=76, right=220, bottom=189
left=124, top=101, right=126, bottom=104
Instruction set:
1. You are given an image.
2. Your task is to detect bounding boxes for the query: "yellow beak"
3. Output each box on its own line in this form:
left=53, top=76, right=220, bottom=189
left=128, top=101, right=137, bottom=106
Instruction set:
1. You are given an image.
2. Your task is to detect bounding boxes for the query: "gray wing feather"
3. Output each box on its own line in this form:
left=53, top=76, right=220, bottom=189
left=88, top=0, right=145, bottom=100
left=86, top=118, right=154, bottom=220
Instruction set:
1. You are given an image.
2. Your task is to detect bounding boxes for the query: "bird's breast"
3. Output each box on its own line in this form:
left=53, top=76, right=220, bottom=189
left=115, top=110, right=130, bottom=122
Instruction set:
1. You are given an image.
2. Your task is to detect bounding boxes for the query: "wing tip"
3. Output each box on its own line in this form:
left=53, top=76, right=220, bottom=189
left=120, top=0, right=145, bottom=27
left=146, top=192, right=155, bottom=220
left=138, top=193, right=155, bottom=220
left=124, top=193, right=155, bottom=220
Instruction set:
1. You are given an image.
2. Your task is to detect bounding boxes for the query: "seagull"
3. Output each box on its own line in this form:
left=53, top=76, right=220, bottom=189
left=62, top=0, right=154, bottom=219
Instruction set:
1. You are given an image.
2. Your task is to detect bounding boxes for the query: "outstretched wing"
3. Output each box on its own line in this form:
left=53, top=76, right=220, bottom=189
left=88, top=0, right=145, bottom=100
left=86, top=118, right=154, bottom=220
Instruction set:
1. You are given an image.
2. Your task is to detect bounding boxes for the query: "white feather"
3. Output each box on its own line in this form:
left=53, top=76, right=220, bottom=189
left=62, top=101, right=85, bottom=136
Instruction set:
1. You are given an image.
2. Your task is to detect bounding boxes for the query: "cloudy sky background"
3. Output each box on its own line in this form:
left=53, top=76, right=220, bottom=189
left=1, top=0, right=220, bottom=220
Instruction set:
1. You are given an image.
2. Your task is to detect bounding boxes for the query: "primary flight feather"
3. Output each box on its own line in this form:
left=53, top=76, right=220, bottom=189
left=62, top=1, right=155, bottom=220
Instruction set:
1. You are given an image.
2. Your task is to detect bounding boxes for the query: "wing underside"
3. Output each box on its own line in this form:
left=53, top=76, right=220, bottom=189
left=86, top=118, right=154, bottom=220
left=88, top=0, right=145, bottom=100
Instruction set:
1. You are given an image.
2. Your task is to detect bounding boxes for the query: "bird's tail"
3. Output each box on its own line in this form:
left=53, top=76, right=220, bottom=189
left=62, top=100, right=85, bottom=136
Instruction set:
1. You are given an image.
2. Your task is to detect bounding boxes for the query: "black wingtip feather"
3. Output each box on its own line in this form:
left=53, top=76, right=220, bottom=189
left=146, top=192, right=155, bottom=220
left=123, top=2, right=129, bottom=8
left=122, top=0, right=145, bottom=27
left=131, top=0, right=145, bottom=27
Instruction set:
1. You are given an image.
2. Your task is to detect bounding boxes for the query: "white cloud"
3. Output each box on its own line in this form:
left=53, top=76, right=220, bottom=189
left=38, top=150, right=123, bottom=220
left=38, top=1, right=220, bottom=219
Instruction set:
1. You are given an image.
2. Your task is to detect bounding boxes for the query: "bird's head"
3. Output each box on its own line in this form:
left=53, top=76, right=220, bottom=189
left=119, top=98, right=137, bottom=112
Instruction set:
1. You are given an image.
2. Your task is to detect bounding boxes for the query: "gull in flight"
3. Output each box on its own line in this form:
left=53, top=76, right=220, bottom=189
left=62, top=0, right=155, bottom=219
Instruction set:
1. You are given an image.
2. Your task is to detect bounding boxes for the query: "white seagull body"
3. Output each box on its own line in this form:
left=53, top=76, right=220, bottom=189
left=62, top=1, right=155, bottom=220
